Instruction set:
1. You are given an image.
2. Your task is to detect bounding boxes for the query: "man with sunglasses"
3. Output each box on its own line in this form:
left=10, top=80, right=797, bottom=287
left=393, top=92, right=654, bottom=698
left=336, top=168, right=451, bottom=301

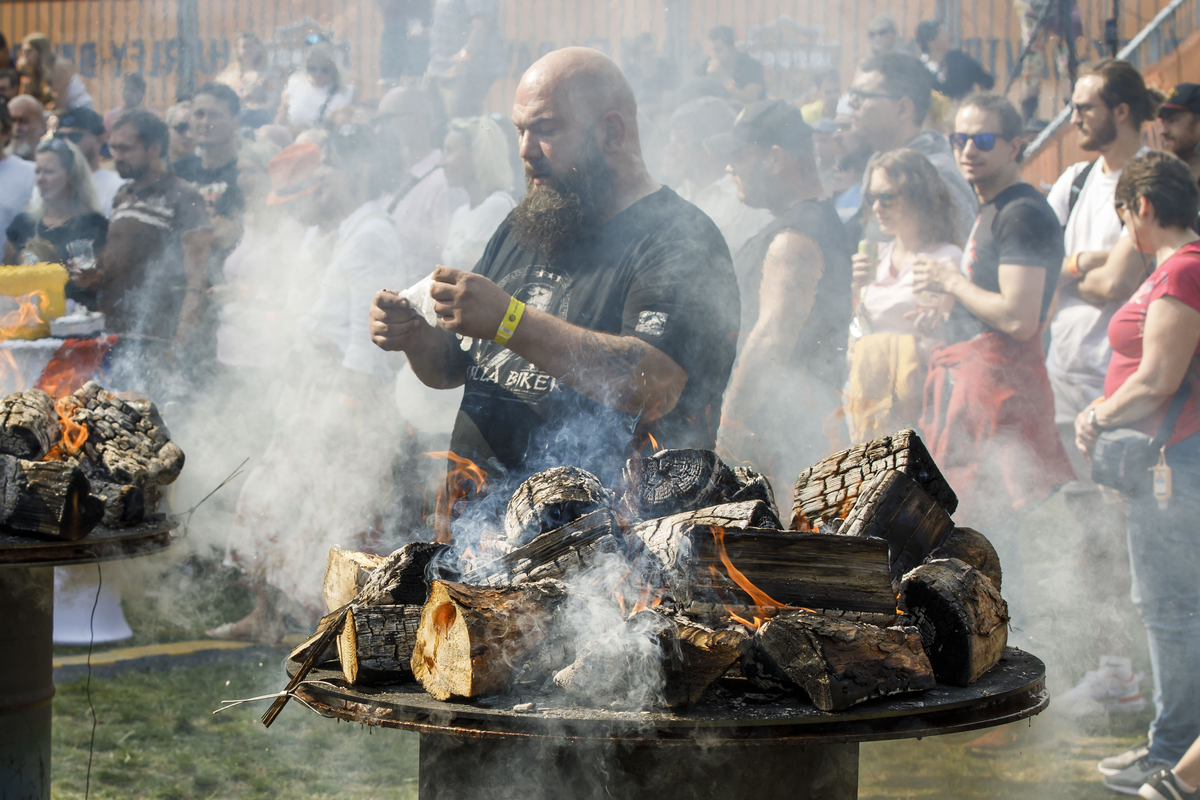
left=911, top=94, right=1072, bottom=607
left=55, top=106, right=124, bottom=216
left=848, top=52, right=977, bottom=244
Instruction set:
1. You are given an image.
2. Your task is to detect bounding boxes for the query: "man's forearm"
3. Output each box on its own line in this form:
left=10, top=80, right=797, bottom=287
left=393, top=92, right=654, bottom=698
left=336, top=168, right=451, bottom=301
left=506, top=306, right=687, bottom=419
left=1077, top=237, right=1147, bottom=304
left=406, top=325, right=469, bottom=389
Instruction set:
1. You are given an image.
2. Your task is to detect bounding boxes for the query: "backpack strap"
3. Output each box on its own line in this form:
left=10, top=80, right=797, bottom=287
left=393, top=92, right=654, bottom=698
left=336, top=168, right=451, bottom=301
left=1067, top=160, right=1096, bottom=222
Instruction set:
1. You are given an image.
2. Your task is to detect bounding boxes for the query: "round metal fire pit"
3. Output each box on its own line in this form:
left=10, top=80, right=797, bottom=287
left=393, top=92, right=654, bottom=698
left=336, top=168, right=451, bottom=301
left=291, top=646, right=1046, bottom=800
left=0, top=517, right=179, bottom=800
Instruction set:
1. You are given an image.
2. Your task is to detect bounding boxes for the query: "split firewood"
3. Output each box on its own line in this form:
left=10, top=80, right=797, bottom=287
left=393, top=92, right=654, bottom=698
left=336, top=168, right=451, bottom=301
left=472, top=508, right=622, bottom=585
left=629, top=504, right=895, bottom=617
left=899, top=558, right=1009, bottom=686
left=791, top=429, right=957, bottom=531
left=927, top=527, right=1002, bottom=591
left=503, top=466, right=613, bottom=549
left=323, top=549, right=386, bottom=613
left=0, top=455, right=103, bottom=541
left=621, top=449, right=774, bottom=520
left=410, top=579, right=570, bottom=701
left=337, top=604, right=423, bottom=684
left=87, top=478, right=145, bottom=528
left=553, top=608, right=748, bottom=708
left=743, top=610, right=935, bottom=711
left=839, top=470, right=954, bottom=587
left=0, top=389, right=60, bottom=460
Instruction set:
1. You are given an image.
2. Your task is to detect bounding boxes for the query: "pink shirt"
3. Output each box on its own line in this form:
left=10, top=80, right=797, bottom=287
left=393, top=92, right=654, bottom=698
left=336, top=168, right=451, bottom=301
left=859, top=240, right=963, bottom=336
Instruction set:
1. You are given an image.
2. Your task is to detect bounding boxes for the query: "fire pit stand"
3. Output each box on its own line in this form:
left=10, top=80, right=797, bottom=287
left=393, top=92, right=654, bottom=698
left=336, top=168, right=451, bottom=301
left=290, top=647, right=1046, bottom=800
left=0, top=519, right=178, bottom=800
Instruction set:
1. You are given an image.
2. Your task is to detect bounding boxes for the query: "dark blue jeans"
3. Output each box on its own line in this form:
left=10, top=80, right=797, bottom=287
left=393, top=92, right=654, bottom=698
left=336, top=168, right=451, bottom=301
left=1128, top=431, right=1200, bottom=763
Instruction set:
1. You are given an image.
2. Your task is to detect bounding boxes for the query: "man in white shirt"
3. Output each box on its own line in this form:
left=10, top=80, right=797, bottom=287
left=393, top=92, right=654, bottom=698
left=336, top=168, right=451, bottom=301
left=6, top=94, right=46, bottom=161
left=375, top=86, right=468, bottom=283
left=662, top=96, right=771, bottom=255
left=0, top=101, right=35, bottom=239
left=1043, top=58, right=1159, bottom=732
left=54, top=106, right=125, bottom=216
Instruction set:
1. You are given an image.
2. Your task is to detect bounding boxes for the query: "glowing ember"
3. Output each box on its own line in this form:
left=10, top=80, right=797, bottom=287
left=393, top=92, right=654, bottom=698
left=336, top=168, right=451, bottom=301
left=424, top=451, right=487, bottom=544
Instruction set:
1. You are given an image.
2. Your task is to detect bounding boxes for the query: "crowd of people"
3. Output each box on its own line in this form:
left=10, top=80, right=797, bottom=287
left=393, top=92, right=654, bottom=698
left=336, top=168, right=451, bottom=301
left=0, top=9, right=1198, bottom=798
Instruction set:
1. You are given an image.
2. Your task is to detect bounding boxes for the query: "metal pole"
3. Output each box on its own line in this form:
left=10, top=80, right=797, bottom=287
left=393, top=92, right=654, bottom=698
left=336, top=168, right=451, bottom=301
left=175, top=0, right=199, bottom=100
left=0, top=568, right=53, bottom=800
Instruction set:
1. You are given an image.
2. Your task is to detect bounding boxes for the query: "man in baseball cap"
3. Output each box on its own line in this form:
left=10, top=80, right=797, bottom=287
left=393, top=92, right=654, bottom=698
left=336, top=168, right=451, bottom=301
left=1159, top=83, right=1200, bottom=180
left=704, top=98, right=853, bottom=489
left=55, top=106, right=124, bottom=215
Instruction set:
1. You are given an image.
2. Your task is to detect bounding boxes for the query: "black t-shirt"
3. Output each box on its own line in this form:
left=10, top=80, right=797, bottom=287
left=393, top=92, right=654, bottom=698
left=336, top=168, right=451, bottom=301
left=174, top=155, right=244, bottom=219
left=450, top=187, right=741, bottom=487
left=732, top=52, right=766, bottom=90
left=6, top=211, right=108, bottom=307
left=945, top=182, right=1064, bottom=343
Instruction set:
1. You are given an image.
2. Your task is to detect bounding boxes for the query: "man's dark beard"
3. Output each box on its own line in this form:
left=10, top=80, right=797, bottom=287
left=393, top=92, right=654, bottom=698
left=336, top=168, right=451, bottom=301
left=1080, top=113, right=1118, bottom=151
left=508, top=138, right=616, bottom=258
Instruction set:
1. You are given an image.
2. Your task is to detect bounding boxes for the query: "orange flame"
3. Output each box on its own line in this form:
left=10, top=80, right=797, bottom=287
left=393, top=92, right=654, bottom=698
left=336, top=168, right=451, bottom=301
left=44, top=396, right=88, bottom=461
left=647, top=432, right=660, bottom=452
left=711, top=526, right=794, bottom=629
left=0, top=291, right=48, bottom=341
left=423, top=451, right=487, bottom=544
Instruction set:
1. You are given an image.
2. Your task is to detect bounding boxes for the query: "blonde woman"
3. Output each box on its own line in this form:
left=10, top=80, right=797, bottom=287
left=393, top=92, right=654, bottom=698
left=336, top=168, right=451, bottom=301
left=4, top=137, right=105, bottom=307
left=277, top=42, right=354, bottom=129
left=438, top=116, right=516, bottom=271
left=845, top=148, right=960, bottom=443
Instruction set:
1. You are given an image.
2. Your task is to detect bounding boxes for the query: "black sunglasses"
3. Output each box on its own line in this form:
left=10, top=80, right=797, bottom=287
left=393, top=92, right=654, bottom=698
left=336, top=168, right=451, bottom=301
left=55, top=130, right=85, bottom=144
left=866, top=192, right=899, bottom=209
left=949, top=132, right=999, bottom=151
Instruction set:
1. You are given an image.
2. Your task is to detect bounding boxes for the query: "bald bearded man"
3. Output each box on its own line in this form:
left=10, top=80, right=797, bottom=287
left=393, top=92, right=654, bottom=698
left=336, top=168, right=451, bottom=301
left=370, top=47, right=740, bottom=486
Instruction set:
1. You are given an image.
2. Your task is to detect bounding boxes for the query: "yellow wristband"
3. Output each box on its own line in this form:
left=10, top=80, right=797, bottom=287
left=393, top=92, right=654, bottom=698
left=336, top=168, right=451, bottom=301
left=494, top=297, right=525, bottom=345
left=1067, top=253, right=1083, bottom=280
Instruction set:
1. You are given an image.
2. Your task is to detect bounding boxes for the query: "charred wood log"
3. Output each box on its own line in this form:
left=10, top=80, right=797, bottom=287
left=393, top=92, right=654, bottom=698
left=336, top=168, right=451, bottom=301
left=899, top=558, right=1009, bottom=687
left=478, top=509, right=622, bottom=585
left=553, top=608, right=749, bottom=709
left=60, top=382, right=184, bottom=487
left=0, top=456, right=103, bottom=541
left=791, top=429, right=956, bottom=531
left=840, top=470, right=954, bottom=587
left=621, top=449, right=775, bottom=520
left=360, top=541, right=452, bottom=606
left=323, top=549, right=385, bottom=613
left=337, top=604, right=423, bottom=684
left=928, top=527, right=1002, bottom=591
left=87, top=478, right=146, bottom=528
left=743, top=610, right=935, bottom=711
left=0, top=389, right=60, bottom=460
left=411, top=580, right=570, bottom=700
left=504, top=466, right=613, bottom=549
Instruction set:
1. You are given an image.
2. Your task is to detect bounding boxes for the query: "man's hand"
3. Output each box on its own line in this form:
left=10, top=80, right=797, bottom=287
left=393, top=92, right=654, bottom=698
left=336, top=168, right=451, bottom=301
left=911, top=256, right=962, bottom=295
left=428, top=265, right=511, bottom=340
left=1074, top=403, right=1102, bottom=459
left=370, top=290, right=430, bottom=352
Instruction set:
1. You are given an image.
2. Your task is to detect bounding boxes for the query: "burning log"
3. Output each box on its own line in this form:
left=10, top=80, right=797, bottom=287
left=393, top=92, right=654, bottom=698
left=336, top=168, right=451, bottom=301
left=87, top=478, right=146, bottom=528
left=323, top=549, right=385, bottom=613
left=0, top=455, right=103, bottom=541
left=899, top=558, right=1009, bottom=687
left=743, top=610, right=935, bottom=711
left=621, top=449, right=775, bottom=520
left=553, top=608, right=749, bottom=708
left=504, top=466, right=613, bottom=549
left=337, top=604, right=423, bottom=684
left=476, top=509, right=622, bottom=585
left=61, top=382, right=184, bottom=488
left=791, top=429, right=957, bottom=531
left=411, top=579, right=570, bottom=701
left=630, top=504, right=896, bottom=618
left=928, top=527, right=1002, bottom=591
left=839, top=470, right=954, bottom=587
left=0, top=389, right=60, bottom=460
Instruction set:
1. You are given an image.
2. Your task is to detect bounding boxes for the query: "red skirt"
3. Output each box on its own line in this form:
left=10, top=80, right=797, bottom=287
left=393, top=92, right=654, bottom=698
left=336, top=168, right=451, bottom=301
left=920, top=328, right=1074, bottom=527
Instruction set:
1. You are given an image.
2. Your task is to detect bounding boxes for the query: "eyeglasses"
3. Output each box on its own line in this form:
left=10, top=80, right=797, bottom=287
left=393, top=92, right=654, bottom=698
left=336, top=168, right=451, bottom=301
left=866, top=192, right=899, bottom=209
left=55, top=130, right=85, bottom=144
left=846, top=88, right=901, bottom=108
left=173, top=122, right=190, bottom=134
left=949, top=132, right=999, bottom=151
left=1114, top=200, right=1128, bottom=212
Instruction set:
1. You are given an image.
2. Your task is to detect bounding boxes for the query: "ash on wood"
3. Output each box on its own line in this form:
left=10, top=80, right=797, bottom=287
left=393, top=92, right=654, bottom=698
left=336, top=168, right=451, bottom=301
left=900, top=558, right=1009, bottom=687
left=338, top=604, right=423, bottom=684
left=791, top=429, right=957, bottom=531
left=411, top=579, right=569, bottom=701
left=554, top=608, right=748, bottom=708
left=504, top=466, right=612, bottom=549
left=840, top=470, right=954, bottom=587
left=928, top=527, right=1002, bottom=591
left=622, top=449, right=778, bottom=520
left=88, top=478, right=145, bottom=528
left=0, top=455, right=103, bottom=541
left=62, top=382, right=184, bottom=488
left=480, top=508, right=621, bottom=585
left=324, top=549, right=385, bottom=613
left=0, top=390, right=60, bottom=460
left=631, top=504, right=895, bottom=616
left=744, top=610, right=934, bottom=711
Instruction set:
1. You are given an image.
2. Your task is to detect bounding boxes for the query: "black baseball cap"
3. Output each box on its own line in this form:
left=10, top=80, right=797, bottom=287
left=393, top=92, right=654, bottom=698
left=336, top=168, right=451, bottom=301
left=704, top=99, right=813, bottom=161
left=1160, top=84, right=1200, bottom=117
left=56, top=106, right=105, bottom=135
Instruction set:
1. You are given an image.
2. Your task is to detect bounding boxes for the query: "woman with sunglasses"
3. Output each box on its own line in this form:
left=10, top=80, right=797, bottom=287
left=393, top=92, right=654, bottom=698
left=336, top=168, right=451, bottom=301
left=845, top=147, right=960, bottom=443
left=3, top=137, right=106, bottom=308
left=277, top=41, right=354, bottom=130
left=1072, top=152, right=1200, bottom=793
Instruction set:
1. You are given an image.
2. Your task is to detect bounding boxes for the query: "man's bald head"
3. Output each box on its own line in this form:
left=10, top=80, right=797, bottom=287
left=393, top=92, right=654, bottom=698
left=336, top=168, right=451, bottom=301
left=8, top=94, right=46, bottom=158
left=8, top=94, right=43, bottom=117
left=517, top=47, right=638, bottom=130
